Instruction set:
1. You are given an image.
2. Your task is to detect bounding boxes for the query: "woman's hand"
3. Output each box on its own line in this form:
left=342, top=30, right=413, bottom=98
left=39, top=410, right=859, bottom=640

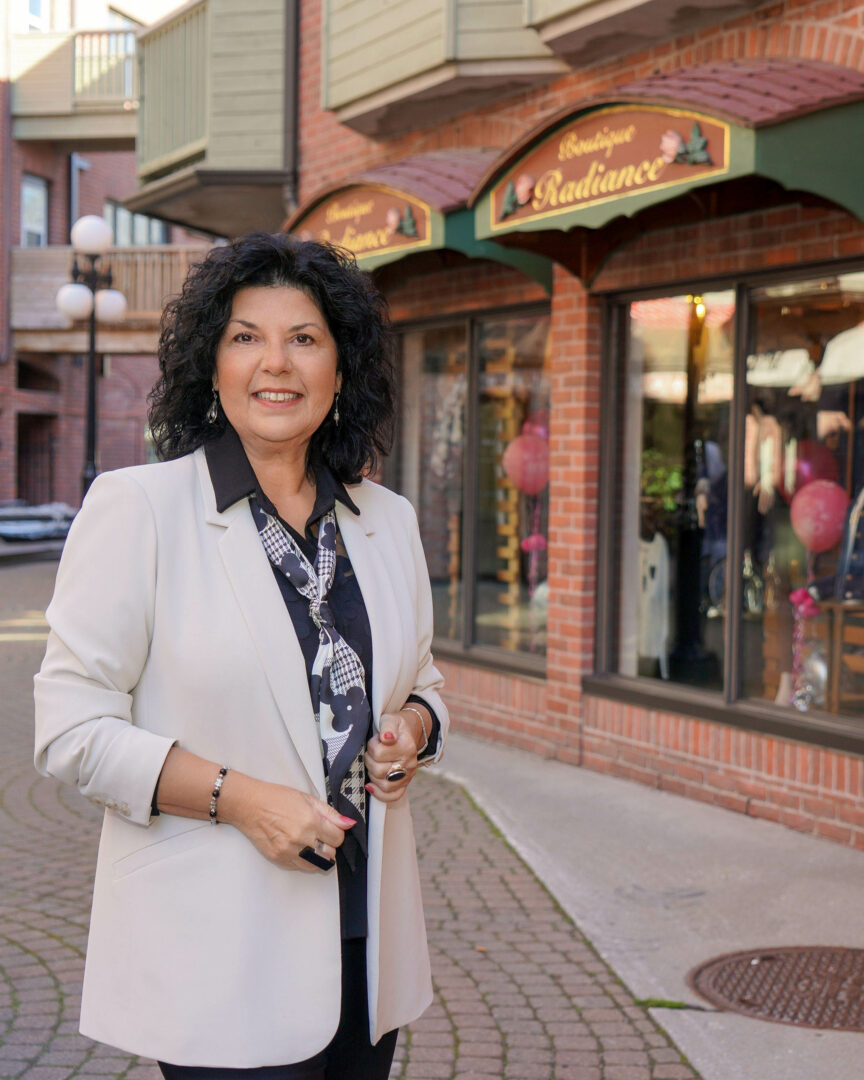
left=219, top=773, right=354, bottom=873
left=364, top=710, right=422, bottom=803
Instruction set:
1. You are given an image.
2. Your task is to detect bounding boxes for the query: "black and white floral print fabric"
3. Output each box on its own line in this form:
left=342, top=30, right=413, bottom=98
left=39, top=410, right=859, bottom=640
left=250, top=499, right=369, bottom=859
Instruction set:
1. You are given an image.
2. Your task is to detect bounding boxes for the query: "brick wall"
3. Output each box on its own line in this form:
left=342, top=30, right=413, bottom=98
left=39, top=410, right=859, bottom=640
left=375, top=197, right=864, bottom=853
left=298, top=0, right=864, bottom=201
left=44, top=353, right=158, bottom=506
left=386, top=259, right=547, bottom=323
left=580, top=697, right=864, bottom=850
left=3, top=137, right=191, bottom=503
left=595, top=202, right=864, bottom=290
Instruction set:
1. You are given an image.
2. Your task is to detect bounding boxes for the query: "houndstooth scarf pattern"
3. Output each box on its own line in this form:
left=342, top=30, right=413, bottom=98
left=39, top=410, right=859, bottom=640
left=250, top=498, right=368, bottom=859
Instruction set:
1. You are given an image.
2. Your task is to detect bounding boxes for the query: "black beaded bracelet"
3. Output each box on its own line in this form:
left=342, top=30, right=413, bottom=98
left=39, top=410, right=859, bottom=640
left=209, top=766, right=229, bottom=825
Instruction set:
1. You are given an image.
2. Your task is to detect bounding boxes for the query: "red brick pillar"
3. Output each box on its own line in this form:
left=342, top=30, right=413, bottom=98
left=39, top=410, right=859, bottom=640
left=0, top=76, right=15, bottom=502
left=545, top=266, right=604, bottom=760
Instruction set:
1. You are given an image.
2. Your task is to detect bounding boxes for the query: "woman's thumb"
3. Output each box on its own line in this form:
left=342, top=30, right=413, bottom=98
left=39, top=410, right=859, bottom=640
left=378, top=714, right=400, bottom=744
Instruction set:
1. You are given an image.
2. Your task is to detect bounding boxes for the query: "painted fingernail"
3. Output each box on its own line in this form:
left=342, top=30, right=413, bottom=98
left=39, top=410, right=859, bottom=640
left=381, top=731, right=397, bottom=743
left=365, top=783, right=375, bottom=794
left=338, top=815, right=356, bottom=827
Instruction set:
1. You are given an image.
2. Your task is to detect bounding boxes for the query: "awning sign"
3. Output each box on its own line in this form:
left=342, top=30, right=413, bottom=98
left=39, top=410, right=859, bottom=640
left=290, top=185, right=436, bottom=265
left=481, top=106, right=731, bottom=236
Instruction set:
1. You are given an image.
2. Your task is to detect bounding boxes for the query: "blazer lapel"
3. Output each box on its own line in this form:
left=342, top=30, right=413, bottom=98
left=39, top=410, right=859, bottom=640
left=336, top=501, right=403, bottom=728
left=196, top=453, right=326, bottom=796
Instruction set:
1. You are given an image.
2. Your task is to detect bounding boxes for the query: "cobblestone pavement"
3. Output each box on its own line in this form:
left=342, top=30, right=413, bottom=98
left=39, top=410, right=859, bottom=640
left=1, top=560, right=700, bottom=1080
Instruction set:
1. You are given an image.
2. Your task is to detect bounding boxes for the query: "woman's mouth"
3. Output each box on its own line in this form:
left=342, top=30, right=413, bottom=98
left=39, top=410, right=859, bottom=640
left=254, top=391, right=301, bottom=402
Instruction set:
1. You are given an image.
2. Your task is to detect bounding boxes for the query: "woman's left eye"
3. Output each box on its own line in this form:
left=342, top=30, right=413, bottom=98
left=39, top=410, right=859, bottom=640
left=294, top=333, right=312, bottom=345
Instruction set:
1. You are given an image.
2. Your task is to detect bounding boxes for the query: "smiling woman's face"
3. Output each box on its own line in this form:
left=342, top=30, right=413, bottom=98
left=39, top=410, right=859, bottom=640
left=214, top=285, right=340, bottom=461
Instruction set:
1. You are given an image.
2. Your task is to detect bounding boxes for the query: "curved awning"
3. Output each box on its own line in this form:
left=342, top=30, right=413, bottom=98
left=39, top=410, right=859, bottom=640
left=469, top=60, right=864, bottom=280
left=284, top=150, right=553, bottom=289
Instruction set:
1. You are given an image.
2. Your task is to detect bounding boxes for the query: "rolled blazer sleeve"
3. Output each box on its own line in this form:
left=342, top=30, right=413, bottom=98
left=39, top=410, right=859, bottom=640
left=400, top=495, right=448, bottom=765
left=34, top=470, right=176, bottom=826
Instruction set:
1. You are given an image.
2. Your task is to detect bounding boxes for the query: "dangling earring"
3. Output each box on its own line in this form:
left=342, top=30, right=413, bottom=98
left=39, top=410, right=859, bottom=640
left=206, top=387, right=219, bottom=424
left=332, top=391, right=340, bottom=426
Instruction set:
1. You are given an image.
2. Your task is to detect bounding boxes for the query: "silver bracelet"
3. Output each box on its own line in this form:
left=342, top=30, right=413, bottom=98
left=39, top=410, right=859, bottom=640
left=209, top=766, right=230, bottom=825
left=401, top=705, right=429, bottom=756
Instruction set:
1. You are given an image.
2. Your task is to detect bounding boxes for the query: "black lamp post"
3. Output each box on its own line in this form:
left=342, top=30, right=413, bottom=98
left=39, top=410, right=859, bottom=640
left=55, top=216, right=127, bottom=501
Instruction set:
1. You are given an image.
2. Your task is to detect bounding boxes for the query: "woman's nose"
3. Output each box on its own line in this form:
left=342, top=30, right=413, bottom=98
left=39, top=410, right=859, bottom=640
left=260, top=341, right=292, bottom=373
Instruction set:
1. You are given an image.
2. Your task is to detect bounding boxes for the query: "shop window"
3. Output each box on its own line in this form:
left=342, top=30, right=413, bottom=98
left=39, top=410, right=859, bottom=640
left=21, top=175, right=48, bottom=246
left=397, top=309, right=550, bottom=663
left=608, top=271, right=864, bottom=723
left=744, top=274, right=864, bottom=717
left=617, top=291, right=734, bottom=690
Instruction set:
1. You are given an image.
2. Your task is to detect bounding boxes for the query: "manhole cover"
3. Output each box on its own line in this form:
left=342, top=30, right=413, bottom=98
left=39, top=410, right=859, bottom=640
left=690, top=947, right=864, bottom=1031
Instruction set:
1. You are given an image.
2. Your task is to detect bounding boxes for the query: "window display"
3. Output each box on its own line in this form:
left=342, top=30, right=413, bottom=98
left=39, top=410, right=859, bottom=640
left=475, top=314, right=550, bottom=654
left=617, top=291, right=735, bottom=690
left=744, top=274, right=864, bottom=716
left=612, top=271, right=864, bottom=721
left=397, top=311, right=550, bottom=659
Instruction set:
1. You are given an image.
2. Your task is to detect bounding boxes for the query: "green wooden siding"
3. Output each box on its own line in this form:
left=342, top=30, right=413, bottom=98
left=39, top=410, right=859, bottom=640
left=325, top=0, right=553, bottom=110
left=326, top=0, right=446, bottom=109
left=138, top=0, right=208, bottom=175
left=207, top=0, right=284, bottom=170
left=456, top=0, right=554, bottom=59
left=137, top=0, right=285, bottom=178
left=527, top=0, right=595, bottom=26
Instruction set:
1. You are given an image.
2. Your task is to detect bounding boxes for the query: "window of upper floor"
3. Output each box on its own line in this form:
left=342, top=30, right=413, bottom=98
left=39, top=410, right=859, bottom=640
left=21, top=175, right=49, bottom=247
left=103, top=200, right=169, bottom=246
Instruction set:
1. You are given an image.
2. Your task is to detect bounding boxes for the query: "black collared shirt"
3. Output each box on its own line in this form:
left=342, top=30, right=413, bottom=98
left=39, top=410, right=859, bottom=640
left=203, top=424, right=438, bottom=939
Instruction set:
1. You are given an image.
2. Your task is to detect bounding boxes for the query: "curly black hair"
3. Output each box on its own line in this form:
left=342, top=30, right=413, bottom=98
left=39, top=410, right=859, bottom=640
left=147, top=232, right=396, bottom=482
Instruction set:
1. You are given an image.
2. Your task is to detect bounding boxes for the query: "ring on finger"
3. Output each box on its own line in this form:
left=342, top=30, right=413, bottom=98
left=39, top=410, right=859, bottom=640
left=315, top=839, right=326, bottom=855
left=386, top=762, right=407, bottom=782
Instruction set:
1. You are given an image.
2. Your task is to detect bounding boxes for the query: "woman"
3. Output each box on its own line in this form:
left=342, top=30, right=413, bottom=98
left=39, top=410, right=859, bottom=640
left=33, top=233, right=448, bottom=1078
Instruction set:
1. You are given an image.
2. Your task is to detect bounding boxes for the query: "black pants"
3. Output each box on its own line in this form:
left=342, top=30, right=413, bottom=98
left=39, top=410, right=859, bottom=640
left=158, top=939, right=398, bottom=1080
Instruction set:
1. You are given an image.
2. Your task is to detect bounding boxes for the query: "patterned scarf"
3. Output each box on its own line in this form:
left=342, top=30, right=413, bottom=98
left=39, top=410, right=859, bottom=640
left=250, top=498, right=368, bottom=864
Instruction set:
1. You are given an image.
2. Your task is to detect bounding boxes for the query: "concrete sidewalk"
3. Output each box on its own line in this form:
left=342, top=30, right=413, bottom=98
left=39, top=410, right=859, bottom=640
left=435, top=733, right=864, bottom=1080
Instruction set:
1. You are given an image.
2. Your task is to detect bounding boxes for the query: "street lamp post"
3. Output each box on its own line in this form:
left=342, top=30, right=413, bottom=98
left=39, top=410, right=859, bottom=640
left=55, top=216, right=127, bottom=501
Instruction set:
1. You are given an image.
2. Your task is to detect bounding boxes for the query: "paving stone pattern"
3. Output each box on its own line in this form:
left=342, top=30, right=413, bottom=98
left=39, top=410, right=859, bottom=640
left=0, top=561, right=700, bottom=1080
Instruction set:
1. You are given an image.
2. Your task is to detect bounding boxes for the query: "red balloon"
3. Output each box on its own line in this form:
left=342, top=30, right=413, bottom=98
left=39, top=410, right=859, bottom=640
left=790, top=479, right=850, bottom=553
left=502, top=434, right=549, bottom=495
left=781, top=440, right=837, bottom=502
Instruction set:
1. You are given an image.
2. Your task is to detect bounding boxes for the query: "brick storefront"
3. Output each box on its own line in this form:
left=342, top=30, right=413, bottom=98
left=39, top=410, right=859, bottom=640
left=291, top=0, right=864, bottom=847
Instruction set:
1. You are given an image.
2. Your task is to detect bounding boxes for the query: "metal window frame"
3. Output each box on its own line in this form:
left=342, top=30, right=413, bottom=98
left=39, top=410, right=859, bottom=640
left=395, top=302, right=551, bottom=678
left=594, top=257, right=864, bottom=752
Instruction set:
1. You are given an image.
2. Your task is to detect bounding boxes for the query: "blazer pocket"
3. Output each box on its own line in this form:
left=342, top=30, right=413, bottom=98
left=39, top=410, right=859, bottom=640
left=112, top=821, right=210, bottom=880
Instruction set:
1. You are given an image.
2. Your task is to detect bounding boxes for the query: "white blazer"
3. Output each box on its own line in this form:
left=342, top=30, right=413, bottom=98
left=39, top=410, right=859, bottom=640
left=33, top=448, right=448, bottom=1068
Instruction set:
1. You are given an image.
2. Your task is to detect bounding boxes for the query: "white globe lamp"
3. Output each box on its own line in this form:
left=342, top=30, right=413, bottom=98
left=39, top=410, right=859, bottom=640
left=70, top=215, right=114, bottom=256
left=94, top=288, right=128, bottom=323
left=55, top=282, right=94, bottom=320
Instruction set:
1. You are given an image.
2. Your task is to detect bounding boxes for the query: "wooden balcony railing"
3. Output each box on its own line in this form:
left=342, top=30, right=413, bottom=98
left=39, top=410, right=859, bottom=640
left=12, top=29, right=138, bottom=118
left=137, top=0, right=209, bottom=176
left=74, top=30, right=137, bottom=104
left=11, top=245, right=212, bottom=331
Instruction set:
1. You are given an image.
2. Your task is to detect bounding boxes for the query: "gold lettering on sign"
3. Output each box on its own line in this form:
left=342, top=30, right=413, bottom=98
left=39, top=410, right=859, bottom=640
left=324, top=200, right=375, bottom=226
left=558, top=124, right=636, bottom=162
left=338, top=225, right=393, bottom=253
left=531, top=156, right=667, bottom=212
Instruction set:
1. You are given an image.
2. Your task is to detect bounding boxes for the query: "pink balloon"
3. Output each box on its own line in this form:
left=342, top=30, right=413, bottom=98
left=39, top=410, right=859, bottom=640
left=781, top=440, right=837, bottom=502
left=790, top=479, right=850, bottom=553
left=520, top=533, right=547, bottom=553
left=521, top=409, right=550, bottom=440
left=502, top=434, right=549, bottom=495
